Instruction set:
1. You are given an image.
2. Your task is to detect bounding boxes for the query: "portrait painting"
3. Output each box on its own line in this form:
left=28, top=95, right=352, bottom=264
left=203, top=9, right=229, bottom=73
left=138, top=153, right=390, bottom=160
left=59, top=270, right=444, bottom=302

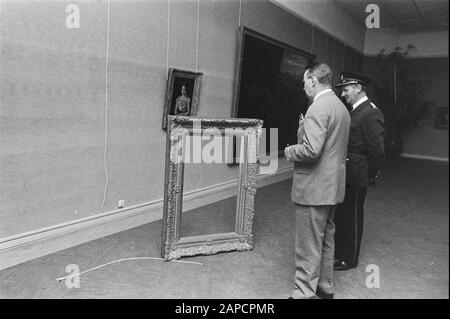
left=162, top=68, right=203, bottom=129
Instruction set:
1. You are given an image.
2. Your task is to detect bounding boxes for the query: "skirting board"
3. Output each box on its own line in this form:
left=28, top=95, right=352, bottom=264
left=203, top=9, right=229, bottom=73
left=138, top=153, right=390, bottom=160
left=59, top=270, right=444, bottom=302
left=401, top=153, right=449, bottom=162
left=0, top=165, right=293, bottom=270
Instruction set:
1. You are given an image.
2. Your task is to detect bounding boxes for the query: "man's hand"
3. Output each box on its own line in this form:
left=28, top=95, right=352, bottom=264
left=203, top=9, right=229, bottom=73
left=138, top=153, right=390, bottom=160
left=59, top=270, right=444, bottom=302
left=284, top=144, right=291, bottom=161
left=368, top=169, right=381, bottom=187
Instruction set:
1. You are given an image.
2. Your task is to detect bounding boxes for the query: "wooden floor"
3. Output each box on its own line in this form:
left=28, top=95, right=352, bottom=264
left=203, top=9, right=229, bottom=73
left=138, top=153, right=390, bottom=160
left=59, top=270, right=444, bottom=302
left=0, top=158, right=448, bottom=299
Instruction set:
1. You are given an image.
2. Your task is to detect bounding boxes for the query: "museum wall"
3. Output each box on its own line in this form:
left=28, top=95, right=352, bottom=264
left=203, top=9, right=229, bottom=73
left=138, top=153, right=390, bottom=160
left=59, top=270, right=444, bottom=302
left=0, top=0, right=364, bottom=244
left=269, top=0, right=366, bottom=52
left=1, top=0, right=174, bottom=238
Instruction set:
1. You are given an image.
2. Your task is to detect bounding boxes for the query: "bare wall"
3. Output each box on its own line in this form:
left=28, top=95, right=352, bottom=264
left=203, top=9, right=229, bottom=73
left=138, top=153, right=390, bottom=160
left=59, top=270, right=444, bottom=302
left=269, top=0, right=366, bottom=52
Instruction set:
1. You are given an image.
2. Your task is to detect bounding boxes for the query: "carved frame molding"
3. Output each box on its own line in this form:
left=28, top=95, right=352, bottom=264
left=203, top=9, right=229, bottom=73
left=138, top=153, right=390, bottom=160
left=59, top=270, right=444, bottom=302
left=161, top=116, right=263, bottom=260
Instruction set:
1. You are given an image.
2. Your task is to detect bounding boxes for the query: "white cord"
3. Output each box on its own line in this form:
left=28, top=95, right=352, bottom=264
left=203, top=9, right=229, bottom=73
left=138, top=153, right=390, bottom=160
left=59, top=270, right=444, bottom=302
left=342, top=44, right=346, bottom=69
left=101, top=0, right=111, bottom=209
left=166, top=0, right=171, bottom=80
left=238, top=0, right=242, bottom=27
left=56, top=257, right=204, bottom=282
left=196, top=0, right=200, bottom=72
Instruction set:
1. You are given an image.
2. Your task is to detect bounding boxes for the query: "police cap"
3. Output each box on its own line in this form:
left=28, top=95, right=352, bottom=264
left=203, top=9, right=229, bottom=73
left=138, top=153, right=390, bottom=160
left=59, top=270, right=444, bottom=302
left=335, top=72, right=371, bottom=88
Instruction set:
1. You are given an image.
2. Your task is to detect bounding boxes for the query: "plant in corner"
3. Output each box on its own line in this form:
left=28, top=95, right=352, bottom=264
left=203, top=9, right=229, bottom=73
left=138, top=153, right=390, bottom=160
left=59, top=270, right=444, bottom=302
left=373, top=44, right=434, bottom=157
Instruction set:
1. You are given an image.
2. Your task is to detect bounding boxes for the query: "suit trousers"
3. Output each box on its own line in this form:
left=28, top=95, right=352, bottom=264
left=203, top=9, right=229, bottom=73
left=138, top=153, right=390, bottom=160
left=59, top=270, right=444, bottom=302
left=292, top=204, right=336, bottom=299
left=334, top=186, right=368, bottom=265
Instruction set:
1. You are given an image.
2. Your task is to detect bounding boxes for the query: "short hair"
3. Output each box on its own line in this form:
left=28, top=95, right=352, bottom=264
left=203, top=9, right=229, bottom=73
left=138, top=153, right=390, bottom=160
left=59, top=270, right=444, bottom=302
left=305, top=63, right=333, bottom=87
left=348, top=83, right=367, bottom=92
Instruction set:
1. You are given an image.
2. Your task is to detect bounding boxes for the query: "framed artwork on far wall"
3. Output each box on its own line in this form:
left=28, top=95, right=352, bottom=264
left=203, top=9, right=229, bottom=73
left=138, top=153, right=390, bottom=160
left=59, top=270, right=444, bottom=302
left=435, top=107, right=449, bottom=129
left=162, top=68, right=203, bottom=129
left=231, top=27, right=315, bottom=154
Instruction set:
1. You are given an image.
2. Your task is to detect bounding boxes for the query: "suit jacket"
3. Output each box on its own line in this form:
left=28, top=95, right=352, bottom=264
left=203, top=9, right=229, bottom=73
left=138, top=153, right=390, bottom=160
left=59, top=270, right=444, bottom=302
left=346, top=98, right=385, bottom=187
left=286, top=90, right=351, bottom=206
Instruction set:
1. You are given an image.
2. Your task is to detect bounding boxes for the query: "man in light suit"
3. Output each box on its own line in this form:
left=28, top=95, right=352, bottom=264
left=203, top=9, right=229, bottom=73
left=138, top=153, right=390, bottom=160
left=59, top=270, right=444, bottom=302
left=285, top=63, right=350, bottom=299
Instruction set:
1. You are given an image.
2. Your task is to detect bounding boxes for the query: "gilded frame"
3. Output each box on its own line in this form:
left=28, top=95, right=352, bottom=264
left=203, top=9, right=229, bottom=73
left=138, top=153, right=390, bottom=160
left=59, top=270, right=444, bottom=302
left=161, top=116, right=263, bottom=260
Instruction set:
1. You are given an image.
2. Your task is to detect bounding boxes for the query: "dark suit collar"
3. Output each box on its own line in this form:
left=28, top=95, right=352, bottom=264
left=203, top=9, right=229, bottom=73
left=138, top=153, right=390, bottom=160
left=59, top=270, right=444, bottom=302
left=350, top=99, right=371, bottom=114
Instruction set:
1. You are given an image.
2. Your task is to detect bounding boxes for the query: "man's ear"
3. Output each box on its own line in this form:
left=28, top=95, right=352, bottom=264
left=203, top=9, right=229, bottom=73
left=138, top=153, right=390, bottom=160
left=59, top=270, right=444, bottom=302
left=311, top=76, right=317, bottom=87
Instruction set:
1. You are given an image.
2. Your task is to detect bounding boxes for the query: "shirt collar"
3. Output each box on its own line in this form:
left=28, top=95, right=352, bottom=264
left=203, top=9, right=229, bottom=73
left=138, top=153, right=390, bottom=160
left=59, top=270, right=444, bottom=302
left=352, top=96, right=368, bottom=110
left=314, top=89, right=333, bottom=101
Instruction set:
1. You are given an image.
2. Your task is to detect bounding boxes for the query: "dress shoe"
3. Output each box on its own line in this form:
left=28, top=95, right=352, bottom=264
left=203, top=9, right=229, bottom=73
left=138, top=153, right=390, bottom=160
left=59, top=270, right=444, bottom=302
left=316, top=290, right=334, bottom=299
left=289, top=295, right=319, bottom=299
left=333, top=260, right=356, bottom=271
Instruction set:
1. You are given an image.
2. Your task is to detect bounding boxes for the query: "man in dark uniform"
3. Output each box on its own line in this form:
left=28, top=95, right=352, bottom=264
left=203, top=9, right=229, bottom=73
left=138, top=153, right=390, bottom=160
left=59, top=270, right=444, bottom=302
left=333, top=72, right=385, bottom=271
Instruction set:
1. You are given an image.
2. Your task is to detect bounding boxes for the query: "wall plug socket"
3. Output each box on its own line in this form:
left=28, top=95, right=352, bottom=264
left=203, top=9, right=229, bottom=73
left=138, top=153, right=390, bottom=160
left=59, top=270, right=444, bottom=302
left=118, top=200, right=125, bottom=208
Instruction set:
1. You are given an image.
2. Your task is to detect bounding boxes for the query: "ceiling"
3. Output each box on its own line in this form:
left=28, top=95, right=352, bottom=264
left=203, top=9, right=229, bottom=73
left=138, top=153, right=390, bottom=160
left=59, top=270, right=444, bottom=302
left=334, top=0, right=449, bottom=32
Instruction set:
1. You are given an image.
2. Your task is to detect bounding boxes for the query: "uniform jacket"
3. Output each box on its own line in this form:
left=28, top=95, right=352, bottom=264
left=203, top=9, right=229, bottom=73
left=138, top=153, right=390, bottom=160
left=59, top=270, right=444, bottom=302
left=346, top=98, right=385, bottom=187
left=286, top=91, right=351, bottom=206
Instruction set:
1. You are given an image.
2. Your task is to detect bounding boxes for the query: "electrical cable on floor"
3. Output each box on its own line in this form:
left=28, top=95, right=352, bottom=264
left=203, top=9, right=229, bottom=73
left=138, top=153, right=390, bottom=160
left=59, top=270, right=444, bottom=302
left=55, top=257, right=204, bottom=282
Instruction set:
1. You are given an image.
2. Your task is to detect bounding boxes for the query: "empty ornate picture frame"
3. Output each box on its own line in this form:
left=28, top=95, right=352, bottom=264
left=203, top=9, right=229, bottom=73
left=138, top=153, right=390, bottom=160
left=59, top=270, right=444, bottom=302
left=161, top=116, right=263, bottom=260
left=162, top=68, right=203, bottom=129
